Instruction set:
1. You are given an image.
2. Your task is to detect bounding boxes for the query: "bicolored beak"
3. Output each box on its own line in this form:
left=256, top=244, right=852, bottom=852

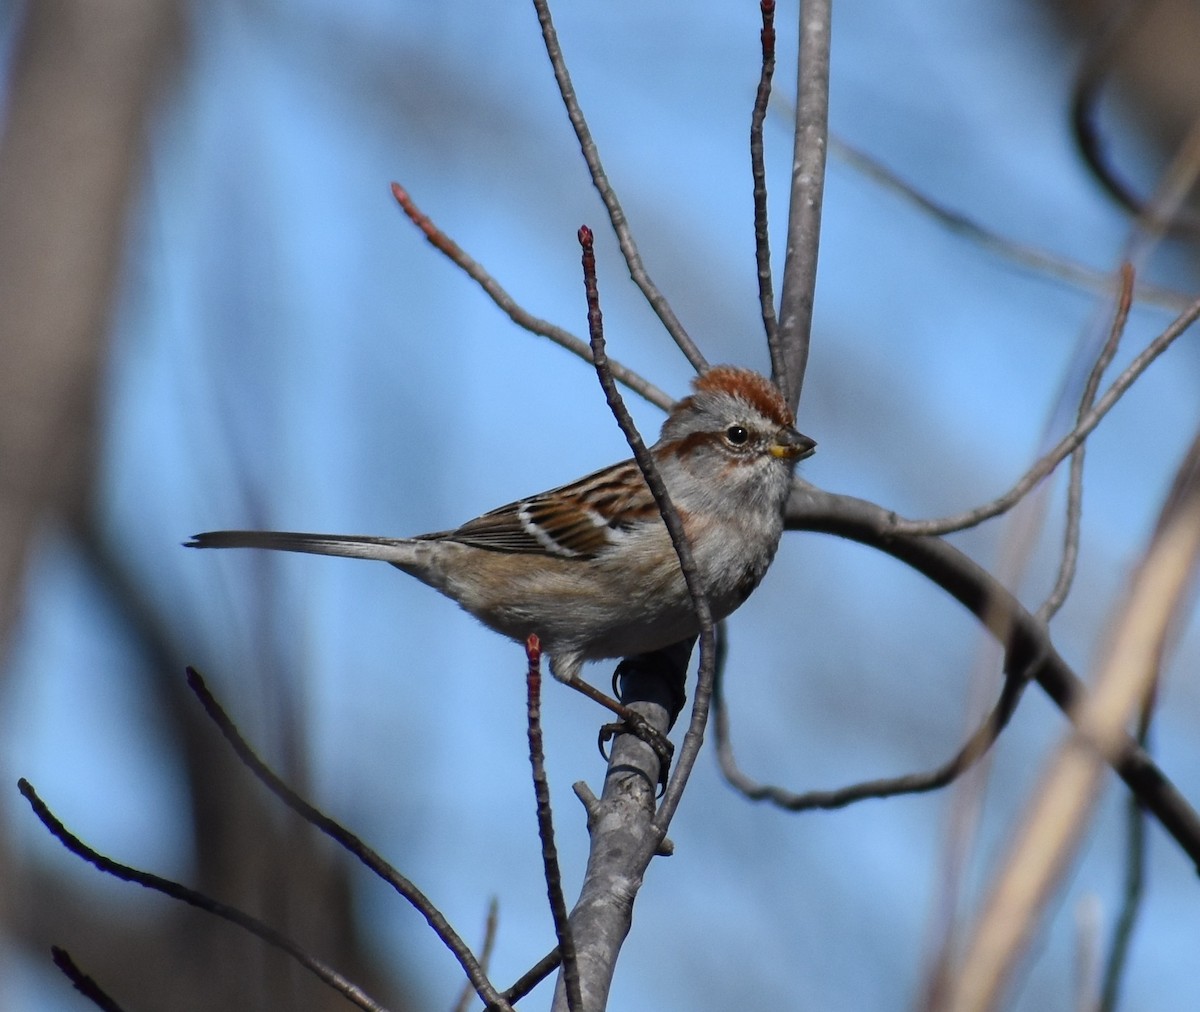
left=770, top=428, right=817, bottom=461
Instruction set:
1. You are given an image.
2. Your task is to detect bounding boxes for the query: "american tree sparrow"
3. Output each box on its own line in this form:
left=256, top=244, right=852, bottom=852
left=188, top=366, right=815, bottom=686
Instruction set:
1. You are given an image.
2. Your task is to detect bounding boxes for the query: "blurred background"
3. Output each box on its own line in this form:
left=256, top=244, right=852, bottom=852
left=1, top=1, right=1199, bottom=1009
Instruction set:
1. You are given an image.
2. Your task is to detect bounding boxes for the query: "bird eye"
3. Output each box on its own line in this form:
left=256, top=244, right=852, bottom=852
left=725, top=425, right=749, bottom=446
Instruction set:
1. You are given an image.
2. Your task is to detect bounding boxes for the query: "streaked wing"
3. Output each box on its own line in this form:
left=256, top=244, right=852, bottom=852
left=428, top=459, right=659, bottom=559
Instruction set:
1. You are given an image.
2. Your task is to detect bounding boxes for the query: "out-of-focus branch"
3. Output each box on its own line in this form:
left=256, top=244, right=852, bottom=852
left=184, top=669, right=510, bottom=1011
left=775, top=0, right=831, bottom=408
left=0, top=0, right=180, bottom=650
left=1071, top=0, right=1200, bottom=236
left=944, top=429, right=1200, bottom=1012
left=827, top=134, right=1193, bottom=312
left=18, top=780, right=390, bottom=1012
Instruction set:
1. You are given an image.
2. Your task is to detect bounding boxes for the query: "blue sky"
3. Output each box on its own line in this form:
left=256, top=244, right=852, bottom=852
left=4, top=2, right=1199, bottom=1009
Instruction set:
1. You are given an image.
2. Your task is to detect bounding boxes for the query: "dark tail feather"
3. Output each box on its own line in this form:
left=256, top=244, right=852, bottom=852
left=184, top=530, right=415, bottom=564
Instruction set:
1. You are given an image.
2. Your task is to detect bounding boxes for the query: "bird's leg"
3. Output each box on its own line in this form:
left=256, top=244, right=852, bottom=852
left=555, top=674, right=674, bottom=789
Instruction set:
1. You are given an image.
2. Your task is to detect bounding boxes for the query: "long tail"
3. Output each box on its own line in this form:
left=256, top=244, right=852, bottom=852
left=185, top=530, right=416, bottom=564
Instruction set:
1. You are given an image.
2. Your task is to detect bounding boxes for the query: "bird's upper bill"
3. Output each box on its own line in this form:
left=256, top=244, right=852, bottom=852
left=770, top=428, right=817, bottom=461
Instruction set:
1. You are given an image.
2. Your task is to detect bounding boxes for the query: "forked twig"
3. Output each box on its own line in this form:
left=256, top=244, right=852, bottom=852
left=524, top=635, right=581, bottom=1012
left=390, top=182, right=672, bottom=412
left=184, top=668, right=510, bottom=1011
left=532, top=0, right=708, bottom=374
left=18, top=779, right=390, bottom=1012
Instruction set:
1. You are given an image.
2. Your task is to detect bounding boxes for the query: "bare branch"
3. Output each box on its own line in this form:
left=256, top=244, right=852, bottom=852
left=578, top=226, right=717, bottom=835
left=18, top=780, right=390, bottom=1012
left=496, top=947, right=561, bottom=1009
left=390, top=182, right=672, bottom=412
left=785, top=482, right=1200, bottom=870
left=751, top=0, right=782, bottom=367
left=775, top=0, right=831, bottom=407
left=533, top=1, right=708, bottom=373
left=893, top=291, right=1200, bottom=536
left=524, top=636, right=581, bottom=1012
left=715, top=642, right=1029, bottom=810
left=184, top=668, right=510, bottom=1011
left=547, top=227, right=715, bottom=1010
left=1038, top=264, right=1134, bottom=621
left=50, top=947, right=127, bottom=1012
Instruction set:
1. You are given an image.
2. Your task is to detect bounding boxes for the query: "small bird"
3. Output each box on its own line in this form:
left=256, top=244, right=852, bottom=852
left=187, top=366, right=815, bottom=687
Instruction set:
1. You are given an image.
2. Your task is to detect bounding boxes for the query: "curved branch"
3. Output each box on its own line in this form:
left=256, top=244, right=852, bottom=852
left=1071, top=1, right=1200, bottom=235
left=893, top=291, right=1200, bottom=536
left=785, top=482, right=1200, bottom=871
left=715, top=650, right=1029, bottom=810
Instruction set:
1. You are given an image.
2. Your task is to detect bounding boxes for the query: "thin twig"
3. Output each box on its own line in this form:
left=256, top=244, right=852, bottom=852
left=453, top=899, right=500, bottom=1012
left=893, top=292, right=1200, bottom=536
left=775, top=0, right=831, bottom=407
left=715, top=653, right=1029, bottom=810
left=578, top=226, right=717, bottom=835
left=751, top=0, right=781, bottom=364
left=496, top=947, right=562, bottom=1009
left=18, top=779, right=389, bottom=1012
left=785, top=481, right=1200, bottom=870
left=532, top=0, right=708, bottom=374
left=1039, top=264, right=1134, bottom=621
left=825, top=134, right=1192, bottom=313
left=524, top=635, right=581, bottom=1012
left=390, top=182, right=672, bottom=412
left=184, top=668, right=510, bottom=1011
left=50, top=947, right=127, bottom=1012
